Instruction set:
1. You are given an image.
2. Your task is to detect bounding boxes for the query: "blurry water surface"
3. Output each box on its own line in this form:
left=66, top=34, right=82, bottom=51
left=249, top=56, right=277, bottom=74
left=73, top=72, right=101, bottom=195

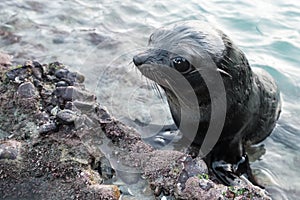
left=1, top=0, right=299, bottom=199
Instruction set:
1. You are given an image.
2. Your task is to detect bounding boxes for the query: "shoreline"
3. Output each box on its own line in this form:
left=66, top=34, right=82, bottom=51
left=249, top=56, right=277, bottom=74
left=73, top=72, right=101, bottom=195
left=0, top=52, right=271, bottom=200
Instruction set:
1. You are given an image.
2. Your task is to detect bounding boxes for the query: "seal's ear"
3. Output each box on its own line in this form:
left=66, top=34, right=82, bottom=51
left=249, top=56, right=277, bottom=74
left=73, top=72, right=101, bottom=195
left=148, top=33, right=154, bottom=45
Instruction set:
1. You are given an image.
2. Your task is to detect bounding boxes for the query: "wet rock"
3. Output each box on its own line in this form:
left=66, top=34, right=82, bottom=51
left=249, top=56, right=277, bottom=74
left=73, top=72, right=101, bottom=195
left=175, top=176, right=226, bottom=200
left=50, top=106, right=59, bottom=116
left=0, top=52, right=12, bottom=67
left=53, top=37, right=64, bottom=44
left=96, top=107, right=112, bottom=123
left=55, top=86, right=96, bottom=102
left=98, top=157, right=115, bottom=182
left=74, top=72, right=85, bottom=83
left=177, top=156, right=208, bottom=189
left=56, top=109, right=77, bottom=124
left=35, top=111, right=50, bottom=124
left=32, top=66, right=43, bottom=80
left=0, top=140, right=21, bottom=160
left=67, top=71, right=85, bottom=83
left=17, top=82, right=38, bottom=98
left=33, top=79, right=43, bottom=90
left=46, top=74, right=59, bottom=82
left=88, top=32, right=106, bottom=45
left=55, top=80, right=69, bottom=87
left=73, top=100, right=95, bottom=112
left=54, top=68, right=84, bottom=85
left=78, top=185, right=121, bottom=200
left=39, top=122, right=58, bottom=135
left=64, top=101, right=74, bottom=110
left=5, top=66, right=29, bottom=82
left=199, top=179, right=214, bottom=191
left=54, top=68, right=69, bottom=79
left=48, top=61, right=64, bottom=75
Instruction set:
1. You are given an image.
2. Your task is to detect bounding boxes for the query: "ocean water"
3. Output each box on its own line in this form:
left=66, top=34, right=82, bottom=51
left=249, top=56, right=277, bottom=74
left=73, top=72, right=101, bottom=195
left=0, top=0, right=299, bottom=199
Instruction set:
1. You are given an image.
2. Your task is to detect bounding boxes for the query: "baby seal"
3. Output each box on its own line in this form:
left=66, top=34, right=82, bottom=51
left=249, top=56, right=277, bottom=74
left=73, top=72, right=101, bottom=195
left=133, top=21, right=281, bottom=186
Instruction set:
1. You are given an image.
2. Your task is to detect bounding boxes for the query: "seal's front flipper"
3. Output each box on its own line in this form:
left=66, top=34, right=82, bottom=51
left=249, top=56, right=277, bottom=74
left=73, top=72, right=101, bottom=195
left=212, top=160, right=240, bottom=186
left=212, top=155, right=262, bottom=187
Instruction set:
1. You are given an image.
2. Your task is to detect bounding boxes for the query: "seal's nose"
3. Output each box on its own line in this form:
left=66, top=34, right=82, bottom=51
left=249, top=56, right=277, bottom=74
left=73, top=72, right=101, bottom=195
left=133, top=54, right=147, bottom=66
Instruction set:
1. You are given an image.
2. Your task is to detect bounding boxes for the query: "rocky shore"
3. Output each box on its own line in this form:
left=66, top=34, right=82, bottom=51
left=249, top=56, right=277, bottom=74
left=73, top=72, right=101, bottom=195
left=0, top=52, right=271, bottom=199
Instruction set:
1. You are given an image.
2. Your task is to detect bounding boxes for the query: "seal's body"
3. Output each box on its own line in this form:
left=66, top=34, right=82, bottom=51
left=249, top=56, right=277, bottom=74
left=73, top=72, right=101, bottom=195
left=133, top=21, right=281, bottom=186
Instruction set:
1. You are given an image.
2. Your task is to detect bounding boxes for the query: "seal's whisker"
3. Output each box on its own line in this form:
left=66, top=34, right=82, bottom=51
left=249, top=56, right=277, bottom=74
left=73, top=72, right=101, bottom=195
left=224, top=55, right=234, bottom=64
left=153, top=81, right=164, bottom=101
left=217, top=68, right=232, bottom=78
left=189, top=68, right=204, bottom=75
left=147, top=71, right=162, bottom=99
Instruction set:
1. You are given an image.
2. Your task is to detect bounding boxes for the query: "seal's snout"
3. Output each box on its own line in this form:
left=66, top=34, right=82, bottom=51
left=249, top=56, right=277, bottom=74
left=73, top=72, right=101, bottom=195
left=133, top=54, right=146, bottom=66
left=133, top=50, right=156, bottom=66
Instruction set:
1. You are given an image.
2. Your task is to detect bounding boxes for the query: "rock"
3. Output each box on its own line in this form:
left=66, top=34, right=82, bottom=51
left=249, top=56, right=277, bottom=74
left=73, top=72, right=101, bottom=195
left=78, top=185, right=121, bottom=200
left=55, top=80, right=69, bottom=87
left=98, top=156, right=115, bottom=181
left=32, top=66, right=43, bottom=80
left=0, top=52, right=12, bottom=67
left=73, top=100, right=95, bottom=112
left=39, top=122, right=58, bottom=135
left=0, top=140, right=21, bottom=160
left=54, top=68, right=84, bottom=85
left=175, top=176, right=226, bottom=200
left=0, top=60, right=272, bottom=200
left=33, top=79, right=43, bottom=90
left=56, top=109, right=77, bottom=124
left=54, top=68, right=69, bottom=79
left=67, top=71, right=85, bottom=83
left=5, top=66, right=29, bottom=82
left=55, top=86, right=96, bottom=102
left=17, top=82, right=38, bottom=98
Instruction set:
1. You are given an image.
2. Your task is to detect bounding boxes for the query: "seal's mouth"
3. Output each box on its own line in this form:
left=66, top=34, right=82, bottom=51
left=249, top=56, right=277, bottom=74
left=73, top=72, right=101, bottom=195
left=134, top=62, right=171, bottom=89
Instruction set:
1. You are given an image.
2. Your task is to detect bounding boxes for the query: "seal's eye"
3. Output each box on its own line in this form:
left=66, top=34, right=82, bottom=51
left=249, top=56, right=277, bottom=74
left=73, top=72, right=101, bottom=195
left=172, top=57, right=191, bottom=74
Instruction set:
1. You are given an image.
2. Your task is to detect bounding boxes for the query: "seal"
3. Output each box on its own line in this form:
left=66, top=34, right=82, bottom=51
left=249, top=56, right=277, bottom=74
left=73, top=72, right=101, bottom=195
left=133, top=21, right=281, bottom=186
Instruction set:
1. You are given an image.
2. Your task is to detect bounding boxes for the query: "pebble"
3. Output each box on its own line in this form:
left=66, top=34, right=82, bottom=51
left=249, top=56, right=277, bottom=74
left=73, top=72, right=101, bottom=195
left=32, top=67, right=43, bottom=80
left=6, top=67, right=28, bottom=81
left=46, top=75, right=59, bottom=82
left=96, top=107, right=112, bottom=123
left=67, top=71, right=85, bottom=83
left=50, top=106, right=59, bottom=116
left=52, top=37, right=64, bottom=44
left=64, top=101, right=74, bottom=110
left=56, top=109, right=77, bottom=124
left=73, top=100, right=95, bottom=112
left=199, top=179, right=213, bottom=191
left=0, top=140, right=21, bottom=160
left=39, top=122, right=58, bottom=135
left=55, top=86, right=96, bottom=101
left=55, top=68, right=69, bottom=79
left=17, top=82, right=38, bottom=98
left=0, top=52, right=12, bottom=67
left=56, top=80, right=69, bottom=87
left=33, top=79, right=43, bottom=90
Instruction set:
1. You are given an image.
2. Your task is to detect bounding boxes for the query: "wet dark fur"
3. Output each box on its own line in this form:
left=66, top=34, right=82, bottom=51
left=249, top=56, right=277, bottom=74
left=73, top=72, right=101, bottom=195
left=133, top=21, right=281, bottom=186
